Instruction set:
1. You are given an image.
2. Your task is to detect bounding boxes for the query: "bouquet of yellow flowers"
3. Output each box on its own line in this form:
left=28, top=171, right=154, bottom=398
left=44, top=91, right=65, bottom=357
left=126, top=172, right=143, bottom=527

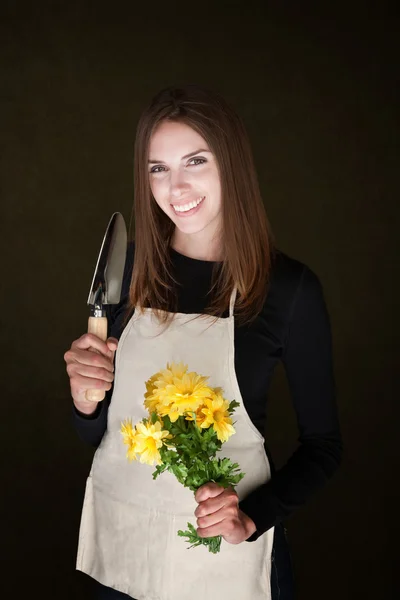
left=120, top=361, right=245, bottom=553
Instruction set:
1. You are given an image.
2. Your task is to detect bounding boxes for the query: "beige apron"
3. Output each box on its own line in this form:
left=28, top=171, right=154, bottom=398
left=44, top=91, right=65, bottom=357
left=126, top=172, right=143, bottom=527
left=77, top=286, right=274, bottom=599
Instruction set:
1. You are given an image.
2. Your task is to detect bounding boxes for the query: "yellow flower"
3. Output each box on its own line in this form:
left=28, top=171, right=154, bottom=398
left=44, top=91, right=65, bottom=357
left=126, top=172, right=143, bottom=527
left=157, top=371, right=214, bottom=422
left=163, top=361, right=189, bottom=381
left=185, top=404, right=208, bottom=427
left=144, top=362, right=188, bottom=416
left=144, top=372, right=163, bottom=415
left=120, top=418, right=140, bottom=462
left=135, top=420, right=170, bottom=465
left=199, top=392, right=236, bottom=443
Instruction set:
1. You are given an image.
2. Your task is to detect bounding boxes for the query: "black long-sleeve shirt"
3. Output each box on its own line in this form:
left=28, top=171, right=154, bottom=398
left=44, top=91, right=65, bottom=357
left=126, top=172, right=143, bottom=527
left=72, top=242, right=342, bottom=541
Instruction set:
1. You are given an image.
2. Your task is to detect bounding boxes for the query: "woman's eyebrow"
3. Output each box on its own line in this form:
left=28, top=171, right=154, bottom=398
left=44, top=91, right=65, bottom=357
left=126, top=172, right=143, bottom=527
left=148, top=149, right=211, bottom=164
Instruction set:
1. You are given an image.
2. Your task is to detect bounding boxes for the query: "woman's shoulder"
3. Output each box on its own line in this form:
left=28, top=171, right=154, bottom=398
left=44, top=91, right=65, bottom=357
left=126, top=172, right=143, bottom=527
left=267, top=248, right=324, bottom=310
left=270, top=248, right=308, bottom=288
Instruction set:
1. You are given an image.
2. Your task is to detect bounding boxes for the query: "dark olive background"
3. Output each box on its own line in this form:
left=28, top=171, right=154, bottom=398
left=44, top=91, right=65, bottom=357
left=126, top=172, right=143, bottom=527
left=1, top=2, right=397, bottom=599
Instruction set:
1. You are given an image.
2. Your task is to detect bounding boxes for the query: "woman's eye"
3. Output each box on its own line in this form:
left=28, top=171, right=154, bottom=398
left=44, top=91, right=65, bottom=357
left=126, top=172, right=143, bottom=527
left=189, top=157, right=206, bottom=166
left=150, top=165, right=165, bottom=174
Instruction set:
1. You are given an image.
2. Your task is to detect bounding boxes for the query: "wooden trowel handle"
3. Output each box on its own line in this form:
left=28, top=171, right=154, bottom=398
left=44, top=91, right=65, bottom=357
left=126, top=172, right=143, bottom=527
left=85, top=316, right=108, bottom=402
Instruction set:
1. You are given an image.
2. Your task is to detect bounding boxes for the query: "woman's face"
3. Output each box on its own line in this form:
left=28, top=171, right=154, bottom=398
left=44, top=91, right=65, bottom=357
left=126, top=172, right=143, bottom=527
left=148, top=120, right=222, bottom=245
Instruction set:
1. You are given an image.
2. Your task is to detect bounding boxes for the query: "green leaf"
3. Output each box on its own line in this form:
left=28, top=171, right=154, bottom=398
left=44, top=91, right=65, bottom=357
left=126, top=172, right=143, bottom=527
left=228, top=399, right=240, bottom=414
left=162, top=415, right=172, bottom=430
left=177, top=522, right=222, bottom=554
left=169, top=462, right=188, bottom=485
left=152, top=462, right=168, bottom=480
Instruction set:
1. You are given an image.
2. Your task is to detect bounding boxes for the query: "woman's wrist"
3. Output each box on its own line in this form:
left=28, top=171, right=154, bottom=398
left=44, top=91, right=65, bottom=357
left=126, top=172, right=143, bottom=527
left=239, top=510, right=257, bottom=539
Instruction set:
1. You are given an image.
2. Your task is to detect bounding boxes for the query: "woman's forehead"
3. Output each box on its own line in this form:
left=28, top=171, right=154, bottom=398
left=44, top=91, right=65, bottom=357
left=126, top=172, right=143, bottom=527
left=149, top=121, right=209, bottom=156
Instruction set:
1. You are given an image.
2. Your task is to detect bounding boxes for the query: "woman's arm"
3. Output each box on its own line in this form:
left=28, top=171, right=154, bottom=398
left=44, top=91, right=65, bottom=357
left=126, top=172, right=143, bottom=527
left=239, top=265, right=343, bottom=540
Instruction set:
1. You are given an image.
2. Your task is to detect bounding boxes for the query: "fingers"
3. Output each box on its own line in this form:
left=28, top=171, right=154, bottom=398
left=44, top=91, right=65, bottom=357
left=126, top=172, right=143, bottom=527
left=66, top=347, right=114, bottom=372
left=196, top=507, right=242, bottom=541
left=197, top=517, right=237, bottom=540
left=106, top=337, right=119, bottom=352
left=70, top=372, right=113, bottom=393
left=66, top=356, right=114, bottom=383
left=195, top=486, right=238, bottom=518
left=64, top=335, right=119, bottom=368
left=69, top=333, right=117, bottom=358
left=194, top=482, right=226, bottom=503
left=196, top=503, right=238, bottom=532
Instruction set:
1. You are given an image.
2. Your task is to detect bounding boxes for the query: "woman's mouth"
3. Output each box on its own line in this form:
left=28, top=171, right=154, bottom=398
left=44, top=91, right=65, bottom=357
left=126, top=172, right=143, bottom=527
left=171, top=196, right=205, bottom=217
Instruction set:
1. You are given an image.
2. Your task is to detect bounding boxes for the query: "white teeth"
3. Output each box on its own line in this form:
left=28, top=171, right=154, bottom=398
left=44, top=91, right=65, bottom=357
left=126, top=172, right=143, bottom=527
left=172, top=196, right=205, bottom=213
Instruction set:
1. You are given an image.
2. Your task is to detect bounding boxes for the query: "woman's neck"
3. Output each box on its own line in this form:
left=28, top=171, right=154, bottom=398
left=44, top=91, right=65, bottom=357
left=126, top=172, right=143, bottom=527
left=170, top=231, right=223, bottom=262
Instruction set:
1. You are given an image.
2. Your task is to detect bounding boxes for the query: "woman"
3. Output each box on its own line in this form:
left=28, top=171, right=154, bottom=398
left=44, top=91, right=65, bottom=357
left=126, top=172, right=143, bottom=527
left=64, top=84, right=342, bottom=600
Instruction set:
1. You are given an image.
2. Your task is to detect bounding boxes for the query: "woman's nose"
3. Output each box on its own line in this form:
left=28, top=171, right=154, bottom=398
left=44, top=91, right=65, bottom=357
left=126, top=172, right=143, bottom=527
left=169, top=170, right=191, bottom=198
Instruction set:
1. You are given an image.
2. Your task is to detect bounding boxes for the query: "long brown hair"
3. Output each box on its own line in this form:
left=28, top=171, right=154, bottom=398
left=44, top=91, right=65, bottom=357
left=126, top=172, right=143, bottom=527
left=123, top=84, right=276, bottom=330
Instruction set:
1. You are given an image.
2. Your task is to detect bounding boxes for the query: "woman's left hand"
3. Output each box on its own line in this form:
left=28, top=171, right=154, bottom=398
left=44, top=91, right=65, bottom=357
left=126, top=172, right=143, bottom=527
left=194, top=482, right=257, bottom=544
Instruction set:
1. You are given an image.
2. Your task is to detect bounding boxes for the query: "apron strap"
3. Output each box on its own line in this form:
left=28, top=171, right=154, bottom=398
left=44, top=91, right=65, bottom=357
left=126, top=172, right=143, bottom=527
left=229, top=286, right=237, bottom=318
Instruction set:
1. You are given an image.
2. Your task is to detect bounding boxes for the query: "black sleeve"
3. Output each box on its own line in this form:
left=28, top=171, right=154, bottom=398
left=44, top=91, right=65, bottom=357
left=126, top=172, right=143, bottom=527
left=239, top=266, right=343, bottom=540
left=71, top=241, right=135, bottom=448
left=72, top=392, right=112, bottom=447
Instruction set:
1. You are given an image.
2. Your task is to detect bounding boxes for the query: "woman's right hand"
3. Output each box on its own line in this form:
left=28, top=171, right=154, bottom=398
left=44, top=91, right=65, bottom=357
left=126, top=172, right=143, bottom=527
left=64, top=334, right=119, bottom=415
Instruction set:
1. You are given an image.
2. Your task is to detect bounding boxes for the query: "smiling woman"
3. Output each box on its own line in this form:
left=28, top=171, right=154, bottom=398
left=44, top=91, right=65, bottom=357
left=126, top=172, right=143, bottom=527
left=68, top=83, right=342, bottom=600
left=128, top=84, right=275, bottom=330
